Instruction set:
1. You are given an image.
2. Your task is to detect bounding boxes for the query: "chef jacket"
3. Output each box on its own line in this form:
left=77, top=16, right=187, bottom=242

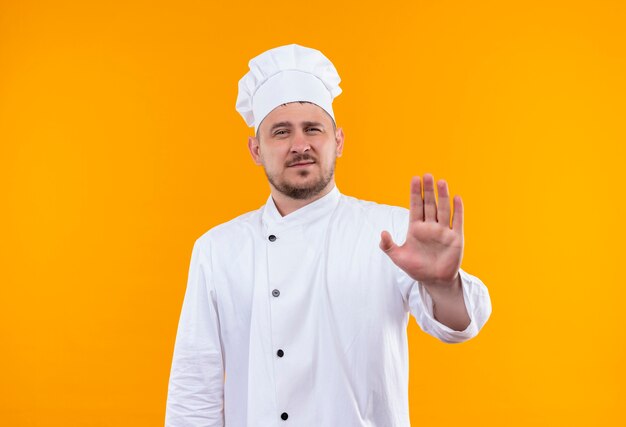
left=165, top=185, right=492, bottom=427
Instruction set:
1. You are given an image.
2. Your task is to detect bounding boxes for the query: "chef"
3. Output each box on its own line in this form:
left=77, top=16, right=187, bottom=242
left=165, top=44, right=492, bottom=427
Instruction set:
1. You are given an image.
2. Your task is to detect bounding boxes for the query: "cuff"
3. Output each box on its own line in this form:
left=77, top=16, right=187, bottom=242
left=413, top=269, right=491, bottom=343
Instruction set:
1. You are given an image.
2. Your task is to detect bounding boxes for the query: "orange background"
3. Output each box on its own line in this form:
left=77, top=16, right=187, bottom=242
left=1, top=0, right=625, bottom=425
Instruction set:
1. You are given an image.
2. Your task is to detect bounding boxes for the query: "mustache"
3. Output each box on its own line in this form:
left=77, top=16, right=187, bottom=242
left=286, top=154, right=317, bottom=167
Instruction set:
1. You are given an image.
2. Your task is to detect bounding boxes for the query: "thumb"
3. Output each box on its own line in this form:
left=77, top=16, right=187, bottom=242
left=379, top=230, right=399, bottom=258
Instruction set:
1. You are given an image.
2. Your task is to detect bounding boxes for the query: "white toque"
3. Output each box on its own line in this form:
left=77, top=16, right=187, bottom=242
left=236, top=44, right=342, bottom=132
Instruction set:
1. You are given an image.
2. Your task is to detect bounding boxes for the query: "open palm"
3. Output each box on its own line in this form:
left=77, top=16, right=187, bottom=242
left=380, top=174, right=464, bottom=287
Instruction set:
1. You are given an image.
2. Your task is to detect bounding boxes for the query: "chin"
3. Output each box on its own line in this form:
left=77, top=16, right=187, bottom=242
left=285, top=168, right=314, bottom=179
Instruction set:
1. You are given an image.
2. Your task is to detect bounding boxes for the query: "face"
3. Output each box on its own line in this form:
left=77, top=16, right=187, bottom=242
left=248, top=102, right=344, bottom=200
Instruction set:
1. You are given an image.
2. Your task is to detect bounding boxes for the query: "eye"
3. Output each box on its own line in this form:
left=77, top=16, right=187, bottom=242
left=273, top=129, right=289, bottom=136
left=306, top=127, right=321, bottom=133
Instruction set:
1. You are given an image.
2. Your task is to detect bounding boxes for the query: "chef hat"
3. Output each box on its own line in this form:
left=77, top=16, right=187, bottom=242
left=236, top=44, right=342, bottom=133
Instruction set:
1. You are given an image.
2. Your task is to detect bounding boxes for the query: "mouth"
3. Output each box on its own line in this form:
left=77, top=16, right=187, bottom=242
left=288, top=161, right=315, bottom=168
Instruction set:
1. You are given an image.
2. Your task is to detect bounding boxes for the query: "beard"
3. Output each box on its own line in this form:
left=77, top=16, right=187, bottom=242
left=264, top=154, right=336, bottom=200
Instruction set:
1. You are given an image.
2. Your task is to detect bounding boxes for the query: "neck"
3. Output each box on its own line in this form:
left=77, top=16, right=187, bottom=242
left=270, top=181, right=336, bottom=216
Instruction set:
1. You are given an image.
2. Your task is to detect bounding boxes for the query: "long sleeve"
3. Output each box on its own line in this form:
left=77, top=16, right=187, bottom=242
left=165, top=238, right=225, bottom=426
left=398, top=268, right=492, bottom=343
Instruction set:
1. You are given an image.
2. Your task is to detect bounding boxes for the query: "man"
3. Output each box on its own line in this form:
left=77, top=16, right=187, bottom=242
left=165, top=44, right=492, bottom=426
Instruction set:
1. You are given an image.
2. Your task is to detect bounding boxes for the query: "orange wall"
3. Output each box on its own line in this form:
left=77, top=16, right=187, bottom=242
left=1, top=0, right=625, bottom=425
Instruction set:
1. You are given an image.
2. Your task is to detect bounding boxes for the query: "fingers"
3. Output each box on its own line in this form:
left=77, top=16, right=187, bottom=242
left=379, top=230, right=399, bottom=256
left=423, top=174, right=437, bottom=222
left=409, top=176, right=424, bottom=222
left=452, top=195, right=464, bottom=234
left=411, top=173, right=456, bottom=229
left=437, top=179, right=451, bottom=228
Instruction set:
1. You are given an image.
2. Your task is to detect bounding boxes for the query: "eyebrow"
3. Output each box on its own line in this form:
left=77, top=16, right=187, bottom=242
left=269, top=122, right=292, bottom=133
left=302, top=121, right=325, bottom=128
left=269, top=121, right=325, bottom=133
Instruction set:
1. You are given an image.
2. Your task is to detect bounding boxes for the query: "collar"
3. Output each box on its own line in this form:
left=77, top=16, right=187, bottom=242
left=261, top=185, right=341, bottom=229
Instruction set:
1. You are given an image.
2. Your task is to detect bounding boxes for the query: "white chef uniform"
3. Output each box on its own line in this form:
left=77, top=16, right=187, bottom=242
left=165, top=185, right=492, bottom=426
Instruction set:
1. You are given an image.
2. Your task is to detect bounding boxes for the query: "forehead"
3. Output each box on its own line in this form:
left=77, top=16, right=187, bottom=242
left=258, top=102, right=333, bottom=133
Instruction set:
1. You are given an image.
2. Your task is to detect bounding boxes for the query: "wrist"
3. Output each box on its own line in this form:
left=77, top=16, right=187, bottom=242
left=421, top=272, right=461, bottom=295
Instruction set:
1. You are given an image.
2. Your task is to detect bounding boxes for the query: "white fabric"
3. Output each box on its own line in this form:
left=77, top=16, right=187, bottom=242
left=165, top=186, right=492, bottom=427
left=235, top=44, right=342, bottom=132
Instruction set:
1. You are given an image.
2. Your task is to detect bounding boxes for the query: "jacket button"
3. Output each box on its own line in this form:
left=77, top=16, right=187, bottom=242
left=277, top=349, right=284, bottom=357
left=281, top=412, right=288, bottom=420
left=268, top=234, right=277, bottom=242
left=272, top=289, right=280, bottom=297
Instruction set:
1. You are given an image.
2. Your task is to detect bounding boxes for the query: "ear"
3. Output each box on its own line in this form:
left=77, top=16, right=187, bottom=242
left=335, top=127, right=345, bottom=157
left=248, top=136, right=262, bottom=165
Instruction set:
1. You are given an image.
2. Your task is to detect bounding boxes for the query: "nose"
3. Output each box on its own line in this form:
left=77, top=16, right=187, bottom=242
left=290, top=130, right=311, bottom=154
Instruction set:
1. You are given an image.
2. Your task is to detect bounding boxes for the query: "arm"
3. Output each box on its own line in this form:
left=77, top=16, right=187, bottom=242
left=422, top=274, right=470, bottom=331
left=165, top=238, right=225, bottom=427
left=382, top=174, right=492, bottom=342
left=408, top=268, right=492, bottom=343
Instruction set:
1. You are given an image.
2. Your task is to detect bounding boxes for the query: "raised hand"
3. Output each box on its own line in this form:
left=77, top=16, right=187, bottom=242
left=379, top=174, right=464, bottom=288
